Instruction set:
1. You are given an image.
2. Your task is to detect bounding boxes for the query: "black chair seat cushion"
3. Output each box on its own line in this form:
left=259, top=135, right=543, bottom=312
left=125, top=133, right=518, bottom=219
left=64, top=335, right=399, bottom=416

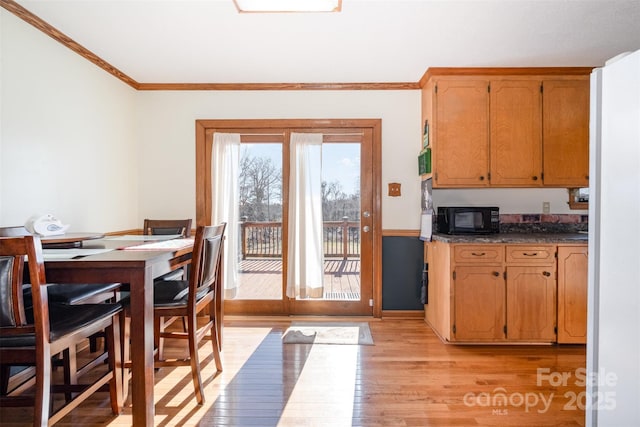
left=152, top=280, right=210, bottom=308
left=154, top=269, right=185, bottom=283
left=0, top=302, right=122, bottom=347
left=22, top=283, right=121, bottom=306
left=48, top=283, right=121, bottom=304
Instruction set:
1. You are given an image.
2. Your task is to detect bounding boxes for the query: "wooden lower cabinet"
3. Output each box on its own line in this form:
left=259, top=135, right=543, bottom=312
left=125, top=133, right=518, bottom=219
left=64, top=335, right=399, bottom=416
left=506, top=265, right=556, bottom=341
left=453, top=265, right=505, bottom=341
left=557, top=245, right=588, bottom=343
left=425, top=241, right=587, bottom=344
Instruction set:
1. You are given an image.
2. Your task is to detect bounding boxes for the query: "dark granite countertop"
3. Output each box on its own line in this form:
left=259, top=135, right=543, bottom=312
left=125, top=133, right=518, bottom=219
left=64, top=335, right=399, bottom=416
left=431, top=232, right=588, bottom=244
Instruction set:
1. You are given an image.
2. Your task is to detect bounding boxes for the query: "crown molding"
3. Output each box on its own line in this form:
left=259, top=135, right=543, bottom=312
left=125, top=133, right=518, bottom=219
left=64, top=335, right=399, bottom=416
left=418, top=66, right=595, bottom=88
left=137, top=82, right=420, bottom=91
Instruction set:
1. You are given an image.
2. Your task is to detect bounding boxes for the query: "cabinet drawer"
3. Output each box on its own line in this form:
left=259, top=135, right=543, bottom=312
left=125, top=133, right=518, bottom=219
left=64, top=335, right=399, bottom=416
left=454, top=245, right=504, bottom=263
left=506, top=245, right=555, bottom=264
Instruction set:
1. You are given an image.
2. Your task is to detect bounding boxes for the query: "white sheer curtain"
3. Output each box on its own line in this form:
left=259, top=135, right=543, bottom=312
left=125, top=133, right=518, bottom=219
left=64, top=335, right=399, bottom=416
left=211, top=132, right=241, bottom=299
left=287, top=132, right=324, bottom=298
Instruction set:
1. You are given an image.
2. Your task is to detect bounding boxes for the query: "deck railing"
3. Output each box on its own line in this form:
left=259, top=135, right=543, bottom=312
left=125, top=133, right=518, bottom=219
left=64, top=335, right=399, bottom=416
left=240, top=218, right=360, bottom=259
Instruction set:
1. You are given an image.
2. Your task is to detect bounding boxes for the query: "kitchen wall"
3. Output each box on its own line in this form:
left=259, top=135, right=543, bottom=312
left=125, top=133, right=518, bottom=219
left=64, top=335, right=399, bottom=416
left=135, top=90, right=421, bottom=231
left=434, top=188, right=587, bottom=215
left=1, top=9, right=587, bottom=234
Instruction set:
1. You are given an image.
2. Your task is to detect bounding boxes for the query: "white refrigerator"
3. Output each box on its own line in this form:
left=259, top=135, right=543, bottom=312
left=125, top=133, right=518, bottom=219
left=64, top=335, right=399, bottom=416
left=587, top=49, right=640, bottom=426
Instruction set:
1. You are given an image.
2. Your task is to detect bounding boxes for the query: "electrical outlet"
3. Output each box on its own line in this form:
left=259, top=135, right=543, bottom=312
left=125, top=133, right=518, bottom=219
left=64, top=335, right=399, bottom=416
left=543, top=201, right=550, bottom=214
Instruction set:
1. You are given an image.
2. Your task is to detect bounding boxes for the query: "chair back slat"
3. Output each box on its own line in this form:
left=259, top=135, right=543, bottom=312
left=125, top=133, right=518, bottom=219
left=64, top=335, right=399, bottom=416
left=199, top=235, right=222, bottom=292
left=0, top=255, right=28, bottom=328
left=143, top=219, right=192, bottom=237
left=190, top=224, right=226, bottom=303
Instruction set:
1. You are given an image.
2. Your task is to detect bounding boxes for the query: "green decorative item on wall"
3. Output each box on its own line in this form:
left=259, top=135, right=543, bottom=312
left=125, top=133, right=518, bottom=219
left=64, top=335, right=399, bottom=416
left=422, top=120, right=429, bottom=148
left=418, top=148, right=431, bottom=175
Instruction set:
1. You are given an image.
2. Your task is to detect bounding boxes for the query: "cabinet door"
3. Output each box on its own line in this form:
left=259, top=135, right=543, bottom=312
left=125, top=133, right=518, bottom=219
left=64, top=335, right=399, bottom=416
left=506, top=266, right=556, bottom=341
left=557, top=246, right=588, bottom=344
left=490, top=80, right=543, bottom=186
left=542, top=79, right=590, bottom=187
left=434, top=80, right=490, bottom=187
left=453, top=266, right=505, bottom=341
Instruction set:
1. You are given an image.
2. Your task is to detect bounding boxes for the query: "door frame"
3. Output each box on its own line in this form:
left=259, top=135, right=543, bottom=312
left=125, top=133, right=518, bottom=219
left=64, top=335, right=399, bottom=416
left=195, top=119, right=382, bottom=317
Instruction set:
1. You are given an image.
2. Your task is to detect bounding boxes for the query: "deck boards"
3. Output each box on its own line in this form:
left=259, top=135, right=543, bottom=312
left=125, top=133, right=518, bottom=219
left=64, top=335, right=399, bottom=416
left=236, top=258, right=361, bottom=300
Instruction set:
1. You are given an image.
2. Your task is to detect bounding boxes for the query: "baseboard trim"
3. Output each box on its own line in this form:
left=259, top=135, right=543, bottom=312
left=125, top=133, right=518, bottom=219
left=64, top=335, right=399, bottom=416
left=225, top=315, right=381, bottom=323
left=382, top=229, right=420, bottom=237
left=381, top=310, right=424, bottom=319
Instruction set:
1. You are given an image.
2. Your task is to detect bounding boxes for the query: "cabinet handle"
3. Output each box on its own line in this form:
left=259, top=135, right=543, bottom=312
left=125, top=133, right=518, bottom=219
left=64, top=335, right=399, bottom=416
left=532, top=176, right=538, bottom=181
left=522, top=252, right=538, bottom=257
left=493, top=271, right=500, bottom=277
left=479, top=176, right=485, bottom=181
left=471, top=252, right=486, bottom=256
left=543, top=271, right=551, bottom=277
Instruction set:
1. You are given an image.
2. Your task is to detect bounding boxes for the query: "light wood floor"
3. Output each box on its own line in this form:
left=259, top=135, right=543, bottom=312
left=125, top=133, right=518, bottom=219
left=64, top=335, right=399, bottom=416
left=0, top=318, right=586, bottom=426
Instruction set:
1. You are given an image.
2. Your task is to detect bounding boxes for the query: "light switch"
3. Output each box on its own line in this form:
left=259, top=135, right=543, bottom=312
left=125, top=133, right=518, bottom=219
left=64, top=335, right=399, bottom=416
left=388, top=182, right=401, bottom=197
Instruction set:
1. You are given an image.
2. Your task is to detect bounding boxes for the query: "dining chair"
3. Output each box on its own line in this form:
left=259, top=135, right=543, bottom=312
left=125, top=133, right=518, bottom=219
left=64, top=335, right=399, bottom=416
left=0, top=235, right=125, bottom=426
left=143, top=218, right=192, bottom=282
left=0, top=226, right=121, bottom=307
left=142, top=219, right=194, bottom=340
left=1, top=225, right=121, bottom=369
left=123, top=223, right=225, bottom=405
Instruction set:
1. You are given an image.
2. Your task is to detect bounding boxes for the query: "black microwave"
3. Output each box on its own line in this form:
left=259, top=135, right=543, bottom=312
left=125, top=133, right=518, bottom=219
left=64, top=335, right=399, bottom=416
left=437, top=206, right=500, bottom=235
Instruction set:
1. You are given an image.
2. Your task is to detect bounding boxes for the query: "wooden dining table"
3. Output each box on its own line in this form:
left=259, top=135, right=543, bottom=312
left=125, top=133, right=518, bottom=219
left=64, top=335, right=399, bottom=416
left=42, top=236, right=198, bottom=426
left=40, top=232, right=105, bottom=248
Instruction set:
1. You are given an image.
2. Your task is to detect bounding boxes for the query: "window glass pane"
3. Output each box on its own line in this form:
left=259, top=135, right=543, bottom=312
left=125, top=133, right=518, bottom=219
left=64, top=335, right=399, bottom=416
left=321, top=143, right=361, bottom=301
left=235, top=143, right=283, bottom=300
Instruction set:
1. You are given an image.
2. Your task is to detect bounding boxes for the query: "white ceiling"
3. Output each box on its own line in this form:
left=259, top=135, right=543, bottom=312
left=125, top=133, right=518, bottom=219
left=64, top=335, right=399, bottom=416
left=13, top=0, right=640, bottom=84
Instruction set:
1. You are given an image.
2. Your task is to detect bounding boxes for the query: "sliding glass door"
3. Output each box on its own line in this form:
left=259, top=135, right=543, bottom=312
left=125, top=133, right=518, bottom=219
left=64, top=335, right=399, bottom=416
left=197, top=120, right=380, bottom=316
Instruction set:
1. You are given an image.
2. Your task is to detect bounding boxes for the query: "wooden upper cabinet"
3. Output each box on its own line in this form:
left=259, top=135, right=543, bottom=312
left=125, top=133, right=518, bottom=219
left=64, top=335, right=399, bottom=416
left=433, top=79, right=490, bottom=187
left=542, top=79, right=590, bottom=187
left=490, top=80, right=543, bottom=186
left=421, top=68, right=592, bottom=189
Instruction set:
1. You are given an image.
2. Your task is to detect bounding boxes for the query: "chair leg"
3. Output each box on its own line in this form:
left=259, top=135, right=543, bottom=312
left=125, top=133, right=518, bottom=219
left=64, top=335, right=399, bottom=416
left=62, top=346, right=78, bottom=403
left=209, top=308, right=223, bottom=372
left=0, top=364, right=10, bottom=395
left=210, top=328, right=223, bottom=372
left=187, top=314, right=205, bottom=405
left=34, top=349, right=53, bottom=427
left=154, top=316, right=163, bottom=362
left=51, top=353, right=62, bottom=371
left=89, top=332, right=102, bottom=353
left=120, top=312, right=131, bottom=404
left=106, top=316, right=124, bottom=415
